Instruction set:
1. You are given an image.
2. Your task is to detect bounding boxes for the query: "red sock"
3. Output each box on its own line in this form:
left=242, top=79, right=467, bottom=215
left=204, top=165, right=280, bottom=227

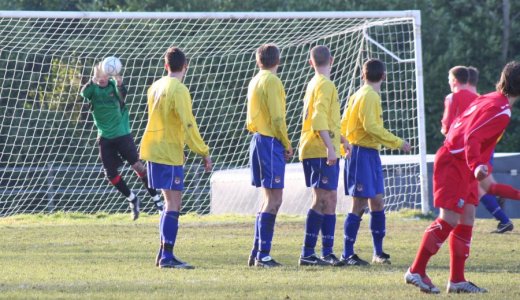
left=449, top=224, right=472, bottom=283
left=135, top=170, right=146, bottom=178
left=410, top=218, right=454, bottom=276
left=488, top=183, right=520, bottom=200
left=109, top=175, right=121, bottom=185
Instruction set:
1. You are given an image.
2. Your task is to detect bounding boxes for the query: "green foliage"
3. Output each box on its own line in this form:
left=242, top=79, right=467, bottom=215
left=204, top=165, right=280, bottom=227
left=6, top=0, right=520, bottom=152
left=38, top=58, right=83, bottom=111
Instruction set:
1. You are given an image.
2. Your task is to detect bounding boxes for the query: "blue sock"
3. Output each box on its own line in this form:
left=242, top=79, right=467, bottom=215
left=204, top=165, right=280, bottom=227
left=159, top=211, right=165, bottom=240
left=161, top=211, right=179, bottom=260
left=251, top=213, right=260, bottom=257
left=481, top=194, right=510, bottom=224
left=321, top=214, right=336, bottom=257
left=157, top=211, right=165, bottom=259
left=370, top=210, right=386, bottom=256
left=257, top=212, right=276, bottom=260
left=302, top=209, right=324, bottom=257
left=343, top=213, right=361, bottom=258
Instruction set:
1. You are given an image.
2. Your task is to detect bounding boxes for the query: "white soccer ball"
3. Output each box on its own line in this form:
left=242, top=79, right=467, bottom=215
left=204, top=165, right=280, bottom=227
left=102, top=56, right=122, bottom=76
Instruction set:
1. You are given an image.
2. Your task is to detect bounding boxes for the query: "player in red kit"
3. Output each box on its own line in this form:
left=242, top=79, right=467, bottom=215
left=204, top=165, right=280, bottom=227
left=405, top=61, right=520, bottom=294
left=440, top=66, right=479, bottom=135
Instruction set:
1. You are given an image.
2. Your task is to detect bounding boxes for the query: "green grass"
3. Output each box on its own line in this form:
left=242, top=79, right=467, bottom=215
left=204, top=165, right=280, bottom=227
left=1, top=212, right=519, bottom=299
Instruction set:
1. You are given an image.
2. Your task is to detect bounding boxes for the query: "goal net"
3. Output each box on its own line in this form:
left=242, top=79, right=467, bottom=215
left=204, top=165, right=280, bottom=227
left=0, top=11, right=428, bottom=216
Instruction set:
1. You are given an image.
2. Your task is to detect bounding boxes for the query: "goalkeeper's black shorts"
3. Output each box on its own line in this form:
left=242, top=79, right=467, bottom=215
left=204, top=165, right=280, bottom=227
left=98, top=134, right=139, bottom=177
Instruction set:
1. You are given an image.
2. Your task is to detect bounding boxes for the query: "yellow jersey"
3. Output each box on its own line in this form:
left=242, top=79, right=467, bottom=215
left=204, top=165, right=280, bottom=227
left=140, top=76, right=209, bottom=166
left=299, top=74, right=341, bottom=160
left=246, top=70, right=291, bottom=149
left=341, top=84, right=403, bottom=151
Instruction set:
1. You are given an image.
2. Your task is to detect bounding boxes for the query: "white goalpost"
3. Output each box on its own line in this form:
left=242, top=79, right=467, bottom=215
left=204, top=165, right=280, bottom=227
left=0, top=11, right=429, bottom=216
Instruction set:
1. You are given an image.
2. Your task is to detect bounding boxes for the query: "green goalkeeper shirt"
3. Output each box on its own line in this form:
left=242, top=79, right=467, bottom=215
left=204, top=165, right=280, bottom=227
left=80, top=79, right=130, bottom=139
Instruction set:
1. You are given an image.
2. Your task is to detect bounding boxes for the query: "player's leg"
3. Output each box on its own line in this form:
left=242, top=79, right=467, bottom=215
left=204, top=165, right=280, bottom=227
left=248, top=133, right=262, bottom=265
left=367, top=152, right=389, bottom=264
left=319, top=187, right=341, bottom=266
left=479, top=182, right=513, bottom=233
left=481, top=172, right=520, bottom=203
left=250, top=134, right=285, bottom=268
left=368, top=194, right=389, bottom=264
left=148, top=161, right=192, bottom=269
left=300, top=188, right=339, bottom=266
left=117, top=134, right=163, bottom=211
left=131, top=160, right=163, bottom=211
left=255, top=187, right=283, bottom=268
left=404, top=207, right=457, bottom=294
left=99, top=137, right=139, bottom=220
left=341, top=146, right=372, bottom=266
left=299, top=159, right=340, bottom=266
left=159, top=189, right=193, bottom=269
left=405, top=145, right=459, bottom=293
left=479, top=155, right=513, bottom=233
left=300, top=187, right=325, bottom=265
left=447, top=203, right=487, bottom=293
left=248, top=212, right=260, bottom=267
left=341, top=196, right=369, bottom=266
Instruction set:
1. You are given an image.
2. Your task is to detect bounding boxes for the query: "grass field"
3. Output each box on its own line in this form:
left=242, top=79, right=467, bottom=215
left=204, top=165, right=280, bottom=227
left=1, top=212, right=519, bottom=299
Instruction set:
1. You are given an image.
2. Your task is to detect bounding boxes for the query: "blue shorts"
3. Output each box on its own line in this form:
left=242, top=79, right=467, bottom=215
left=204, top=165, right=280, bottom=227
left=344, top=145, right=384, bottom=198
left=147, top=161, right=183, bottom=191
left=250, top=133, right=285, bottom=189
left=303, top=158, right=340, bottom=191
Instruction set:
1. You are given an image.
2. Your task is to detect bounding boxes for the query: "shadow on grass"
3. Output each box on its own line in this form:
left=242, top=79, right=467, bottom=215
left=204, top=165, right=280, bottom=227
left=394, top=209, right=436, bottom=220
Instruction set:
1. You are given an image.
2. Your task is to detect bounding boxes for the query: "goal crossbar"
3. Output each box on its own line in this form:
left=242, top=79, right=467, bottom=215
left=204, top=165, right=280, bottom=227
left=0, top=10, right=421, bottom=20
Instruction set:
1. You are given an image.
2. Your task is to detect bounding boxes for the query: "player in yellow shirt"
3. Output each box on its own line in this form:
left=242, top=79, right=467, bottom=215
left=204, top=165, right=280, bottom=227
left=298, top=45, right=352, bottom=267
left=341, top=59, right=411, bottom=265
left=141, top=47, right=212, bottom=269
left=246, top=44, right=293, bottom=268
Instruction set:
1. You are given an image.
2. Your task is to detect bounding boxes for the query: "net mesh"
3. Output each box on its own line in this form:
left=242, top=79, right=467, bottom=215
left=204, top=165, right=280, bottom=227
left=0, top=13, right=424, bottom=216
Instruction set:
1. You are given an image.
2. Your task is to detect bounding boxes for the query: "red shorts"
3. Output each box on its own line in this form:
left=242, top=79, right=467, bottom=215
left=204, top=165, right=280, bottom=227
left=433, top=145, right=479, bottom=214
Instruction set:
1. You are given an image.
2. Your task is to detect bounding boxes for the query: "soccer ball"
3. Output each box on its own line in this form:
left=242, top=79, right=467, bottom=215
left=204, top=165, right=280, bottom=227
left=102, top=56, right=122, bottom=76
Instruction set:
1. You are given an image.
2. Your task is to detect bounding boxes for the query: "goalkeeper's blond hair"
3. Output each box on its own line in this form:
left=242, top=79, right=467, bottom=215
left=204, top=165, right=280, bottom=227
left=93, top=62, right=107, bottom=79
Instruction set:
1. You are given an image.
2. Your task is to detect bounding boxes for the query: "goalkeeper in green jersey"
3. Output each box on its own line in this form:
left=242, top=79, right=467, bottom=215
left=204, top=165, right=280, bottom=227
left=80, top=62, right=162, bottom=220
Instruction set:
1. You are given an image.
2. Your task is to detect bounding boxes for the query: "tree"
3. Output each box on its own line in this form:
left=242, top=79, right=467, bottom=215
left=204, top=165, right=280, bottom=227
left=3, top=0, right=520, bottom=152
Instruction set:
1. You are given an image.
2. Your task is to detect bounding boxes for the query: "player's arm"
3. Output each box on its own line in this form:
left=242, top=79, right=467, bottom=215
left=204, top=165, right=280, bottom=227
left=265, top=77, right=292, bottom=154
left=79, top=81, right=95, bottom=113
left=340, top=108, right=348, bottom=139
left=340, top=134, right=352, bottom=159
left=311, top=82, right=336, bottom=165
left=319, top=131, right=336, bottom=165
left=80, top=81, right=94, bottom=101
left=174, top=88, right=210, bottom=160
left=112, top=76, right=128, bottom=102
left=464, top=114, right=509, bottom=179
left=440, top=94, right=454, bottom=135
left=339, top=98, right=353, bottom=158
left=359, top=92, right=404, bottom=150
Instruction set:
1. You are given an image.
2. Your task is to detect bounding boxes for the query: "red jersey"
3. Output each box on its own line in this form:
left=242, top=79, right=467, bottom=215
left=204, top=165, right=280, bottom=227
left=441, top=89, right=479, bottom=134
left=444, top=91, right=511, bottom=173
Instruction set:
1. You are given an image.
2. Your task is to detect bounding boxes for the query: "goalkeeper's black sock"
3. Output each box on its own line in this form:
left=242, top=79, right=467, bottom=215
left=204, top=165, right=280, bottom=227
left=109, top=175, right=131, bottom=197
left=136, top=172, right=158, bottom=197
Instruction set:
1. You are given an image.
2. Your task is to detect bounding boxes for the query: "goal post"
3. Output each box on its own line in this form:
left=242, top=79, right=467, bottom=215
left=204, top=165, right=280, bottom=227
left=0, top=10, right=428, bottom=217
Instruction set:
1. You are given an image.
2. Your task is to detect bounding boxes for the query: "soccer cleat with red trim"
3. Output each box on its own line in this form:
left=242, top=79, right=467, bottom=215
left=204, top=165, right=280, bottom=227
left=404, top=268, right=440, bottom=294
